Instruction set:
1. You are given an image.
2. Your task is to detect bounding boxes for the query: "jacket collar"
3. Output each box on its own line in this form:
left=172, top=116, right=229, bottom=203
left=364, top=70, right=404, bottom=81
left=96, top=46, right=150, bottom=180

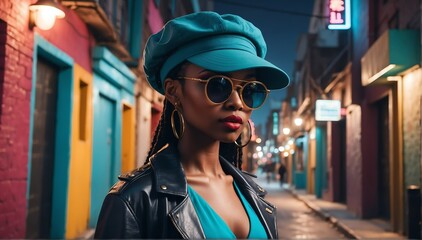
left=150, top=144, right=187, bottom=197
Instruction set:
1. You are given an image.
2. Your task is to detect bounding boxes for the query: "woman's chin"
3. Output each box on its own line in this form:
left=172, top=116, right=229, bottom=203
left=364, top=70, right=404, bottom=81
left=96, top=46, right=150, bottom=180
left=219, top=136, right=241, bottom=144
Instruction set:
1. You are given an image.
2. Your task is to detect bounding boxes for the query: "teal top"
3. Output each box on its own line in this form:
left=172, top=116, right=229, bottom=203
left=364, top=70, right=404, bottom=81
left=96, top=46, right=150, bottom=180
left=187, top=182, right=268, bottom=239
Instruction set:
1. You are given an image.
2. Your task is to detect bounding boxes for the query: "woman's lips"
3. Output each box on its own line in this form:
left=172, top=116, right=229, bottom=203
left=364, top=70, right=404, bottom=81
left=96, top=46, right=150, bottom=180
left=222, top=122, right=241, bottom=131
left=221, top=115, right=243, bottom=131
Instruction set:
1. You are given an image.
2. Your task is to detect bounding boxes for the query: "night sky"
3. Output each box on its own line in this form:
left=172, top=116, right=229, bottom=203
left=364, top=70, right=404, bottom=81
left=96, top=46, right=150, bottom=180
left=213, top=0, right=315, bottom=134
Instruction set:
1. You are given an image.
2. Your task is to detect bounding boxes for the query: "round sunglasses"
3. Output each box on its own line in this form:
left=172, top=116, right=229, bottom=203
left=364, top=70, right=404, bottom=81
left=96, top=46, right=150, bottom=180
left=177, top=75, right=270, bottom=109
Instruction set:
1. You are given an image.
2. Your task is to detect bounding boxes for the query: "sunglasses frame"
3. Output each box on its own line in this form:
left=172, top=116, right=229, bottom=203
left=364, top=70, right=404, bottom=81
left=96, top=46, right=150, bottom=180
left=177, top=75, right=270, bottom=110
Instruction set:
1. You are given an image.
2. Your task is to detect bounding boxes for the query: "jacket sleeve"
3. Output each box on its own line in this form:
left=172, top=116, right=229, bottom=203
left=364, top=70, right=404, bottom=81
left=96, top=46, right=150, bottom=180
left=94, top=194, right=141, bottom=239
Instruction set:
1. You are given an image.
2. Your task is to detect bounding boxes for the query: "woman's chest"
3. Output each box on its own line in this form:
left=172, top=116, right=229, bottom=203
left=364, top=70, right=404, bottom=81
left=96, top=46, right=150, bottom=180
left=188, top=178, right=251, bottom=238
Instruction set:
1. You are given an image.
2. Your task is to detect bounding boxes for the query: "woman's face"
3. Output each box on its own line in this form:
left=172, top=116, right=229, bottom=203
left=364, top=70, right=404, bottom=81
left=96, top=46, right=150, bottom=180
left=176, top=63, right=256, bottom=144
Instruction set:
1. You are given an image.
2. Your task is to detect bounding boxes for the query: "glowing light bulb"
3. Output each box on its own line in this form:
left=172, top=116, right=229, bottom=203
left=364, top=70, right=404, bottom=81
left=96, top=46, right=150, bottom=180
left=34, top=8, right=57, bottom=30
left=29, top=2, right=65, bottom=30
left=294, top=117, right=303, bottom=126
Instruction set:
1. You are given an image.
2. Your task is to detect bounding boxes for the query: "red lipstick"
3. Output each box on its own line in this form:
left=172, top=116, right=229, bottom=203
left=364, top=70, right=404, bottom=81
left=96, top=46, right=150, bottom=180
left=221, top=115, right=243, bottom=131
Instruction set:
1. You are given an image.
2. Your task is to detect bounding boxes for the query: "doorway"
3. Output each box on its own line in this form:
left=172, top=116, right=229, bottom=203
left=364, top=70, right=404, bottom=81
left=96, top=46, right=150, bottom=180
left=90, top=94, right=116, bottom=227
left=377, top=97, right=390, bottom=220
left=338, top=119, right=347, bottom=203
left=26, top=58, right=59, bottom=238
left=121, top=103, right=135, bottom=173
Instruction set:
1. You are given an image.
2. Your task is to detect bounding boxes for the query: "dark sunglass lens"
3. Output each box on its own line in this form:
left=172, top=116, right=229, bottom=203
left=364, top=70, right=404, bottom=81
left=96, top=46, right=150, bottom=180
left=207, top=77, right=232, bottom=103
left=242, top=83, right=267, bottom=108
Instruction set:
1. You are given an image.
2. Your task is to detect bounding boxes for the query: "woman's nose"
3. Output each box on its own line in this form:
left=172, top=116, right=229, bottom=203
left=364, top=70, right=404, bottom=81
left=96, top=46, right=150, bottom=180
left=224, top=87, right=243, bottom=111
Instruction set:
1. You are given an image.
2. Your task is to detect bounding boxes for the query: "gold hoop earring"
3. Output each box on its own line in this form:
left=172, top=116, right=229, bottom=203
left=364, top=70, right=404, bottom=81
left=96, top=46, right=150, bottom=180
left=171, top=108, right=185, bottom=139
left=235, top=120, right=252, bottom=148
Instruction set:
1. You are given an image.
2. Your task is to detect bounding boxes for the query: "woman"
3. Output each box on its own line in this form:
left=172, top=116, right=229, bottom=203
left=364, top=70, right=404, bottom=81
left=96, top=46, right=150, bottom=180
left=94, top=11, right=289, bottom=239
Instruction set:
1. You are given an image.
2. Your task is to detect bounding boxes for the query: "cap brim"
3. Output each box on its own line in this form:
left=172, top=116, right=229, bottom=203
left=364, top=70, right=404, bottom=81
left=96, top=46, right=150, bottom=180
left=187, top=49, right=290, bottom=90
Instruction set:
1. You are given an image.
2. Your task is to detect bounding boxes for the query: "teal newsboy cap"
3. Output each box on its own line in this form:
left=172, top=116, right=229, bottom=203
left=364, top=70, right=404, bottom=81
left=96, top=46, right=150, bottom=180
left=143, top=11, right=290, bottom=95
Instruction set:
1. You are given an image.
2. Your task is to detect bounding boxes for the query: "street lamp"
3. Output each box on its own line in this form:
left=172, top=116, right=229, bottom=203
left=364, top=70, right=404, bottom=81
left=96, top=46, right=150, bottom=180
left=29, top=0, right=65, bottom=30
left=294, top=117, right=303, bottom=126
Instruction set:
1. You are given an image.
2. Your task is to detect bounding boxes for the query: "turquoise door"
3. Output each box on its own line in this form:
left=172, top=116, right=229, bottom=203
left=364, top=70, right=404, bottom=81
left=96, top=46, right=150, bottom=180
left=90, top=94, right=116, bottom=227
left=315, top=125, right=327, bottom=198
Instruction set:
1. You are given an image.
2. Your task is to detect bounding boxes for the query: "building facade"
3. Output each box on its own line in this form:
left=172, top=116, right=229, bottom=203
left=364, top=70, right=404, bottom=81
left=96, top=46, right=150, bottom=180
left=286, top=0, right=421, bottom=236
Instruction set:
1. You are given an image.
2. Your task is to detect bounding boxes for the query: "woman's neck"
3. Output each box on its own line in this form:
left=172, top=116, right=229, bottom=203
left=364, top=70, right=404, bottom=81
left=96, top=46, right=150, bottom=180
left=177, top=130, right=223, bottom=178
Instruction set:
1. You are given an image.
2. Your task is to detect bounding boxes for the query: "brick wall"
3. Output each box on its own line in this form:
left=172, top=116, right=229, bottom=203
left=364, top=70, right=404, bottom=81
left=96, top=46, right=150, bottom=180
left=0, top=0, right=33, bottom=238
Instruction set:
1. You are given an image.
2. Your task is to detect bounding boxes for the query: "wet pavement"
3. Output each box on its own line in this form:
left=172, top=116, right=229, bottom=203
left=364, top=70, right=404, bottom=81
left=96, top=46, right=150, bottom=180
left=255, top=178, right=346, bottom=239
left=288, top=188, right=406, bottom=239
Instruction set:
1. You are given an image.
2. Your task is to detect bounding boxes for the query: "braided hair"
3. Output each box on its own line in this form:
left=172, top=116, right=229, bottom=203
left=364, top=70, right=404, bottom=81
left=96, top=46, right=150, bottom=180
left=144, top=63, right=243, bottom=169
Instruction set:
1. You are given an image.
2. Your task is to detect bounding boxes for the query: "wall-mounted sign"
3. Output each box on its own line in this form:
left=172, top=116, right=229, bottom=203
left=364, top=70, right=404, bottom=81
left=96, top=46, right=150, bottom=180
left=315, top=100, right=341, bottom=121
left=328, top=0, right=351, bottom=30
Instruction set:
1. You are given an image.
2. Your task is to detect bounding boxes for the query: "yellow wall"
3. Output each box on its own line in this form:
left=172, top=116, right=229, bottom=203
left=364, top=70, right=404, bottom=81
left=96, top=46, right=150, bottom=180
left=121, top=103, right=135, bottom=173
left=66, top=64, right=93, bottom=238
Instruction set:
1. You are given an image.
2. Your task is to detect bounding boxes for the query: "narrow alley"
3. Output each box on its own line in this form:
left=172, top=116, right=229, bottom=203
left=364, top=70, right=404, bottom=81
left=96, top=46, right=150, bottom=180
left=255, top=173, right=406, bottom=239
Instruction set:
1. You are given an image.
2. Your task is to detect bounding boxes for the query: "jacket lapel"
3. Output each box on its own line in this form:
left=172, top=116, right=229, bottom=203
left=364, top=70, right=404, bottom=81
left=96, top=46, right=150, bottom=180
left=151, top=144, right=186, bottom=197
left=168, top=196, right=206, bottom=239
left=150, top=144, right=206, bottom=239
left=243, top=188, right=278, bottom=239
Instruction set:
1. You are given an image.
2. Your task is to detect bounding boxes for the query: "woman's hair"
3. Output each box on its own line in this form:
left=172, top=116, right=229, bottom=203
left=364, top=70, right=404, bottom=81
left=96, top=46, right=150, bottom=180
left=144, top=62, right=243, bottom=169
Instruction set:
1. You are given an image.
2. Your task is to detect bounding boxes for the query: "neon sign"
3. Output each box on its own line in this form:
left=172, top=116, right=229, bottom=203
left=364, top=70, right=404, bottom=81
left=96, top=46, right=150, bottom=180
left=328, top=0, right=351, bottom=30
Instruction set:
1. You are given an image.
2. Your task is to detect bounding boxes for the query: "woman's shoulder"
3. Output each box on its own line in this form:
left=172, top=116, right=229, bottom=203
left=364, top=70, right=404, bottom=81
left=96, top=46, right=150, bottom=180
left=106, top=143, right=182, bottom=199
left=108, top=162, right=154, bottom=196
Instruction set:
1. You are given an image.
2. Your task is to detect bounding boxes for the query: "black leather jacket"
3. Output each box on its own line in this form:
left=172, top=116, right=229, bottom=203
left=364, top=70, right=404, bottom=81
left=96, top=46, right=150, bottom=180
left=94, top=144, right=278, bottom=239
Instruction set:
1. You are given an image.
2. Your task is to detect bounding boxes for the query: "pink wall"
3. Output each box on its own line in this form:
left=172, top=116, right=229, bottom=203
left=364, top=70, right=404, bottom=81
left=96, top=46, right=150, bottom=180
left=0, top=1, right=94, bottom=237
left=36, top=8, right=93, bottom=71
left=148, top=0, right=164, bottom=34
left=0, top=0, right=33, bottom=237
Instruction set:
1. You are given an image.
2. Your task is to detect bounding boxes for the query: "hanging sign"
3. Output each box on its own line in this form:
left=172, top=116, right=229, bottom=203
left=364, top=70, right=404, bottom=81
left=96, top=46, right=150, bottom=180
left=315, top=100, right=341, bottom=121
left=328, top=0, right=351, bottom=30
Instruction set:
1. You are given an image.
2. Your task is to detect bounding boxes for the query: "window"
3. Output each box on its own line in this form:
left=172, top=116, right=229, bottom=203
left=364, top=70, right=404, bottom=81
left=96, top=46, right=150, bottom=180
left=79, top=81, right=88, bottom=140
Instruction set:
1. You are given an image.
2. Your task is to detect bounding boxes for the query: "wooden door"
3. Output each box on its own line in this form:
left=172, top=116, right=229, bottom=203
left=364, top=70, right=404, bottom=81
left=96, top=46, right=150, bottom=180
left=26, top=58, right=59, bottom=238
